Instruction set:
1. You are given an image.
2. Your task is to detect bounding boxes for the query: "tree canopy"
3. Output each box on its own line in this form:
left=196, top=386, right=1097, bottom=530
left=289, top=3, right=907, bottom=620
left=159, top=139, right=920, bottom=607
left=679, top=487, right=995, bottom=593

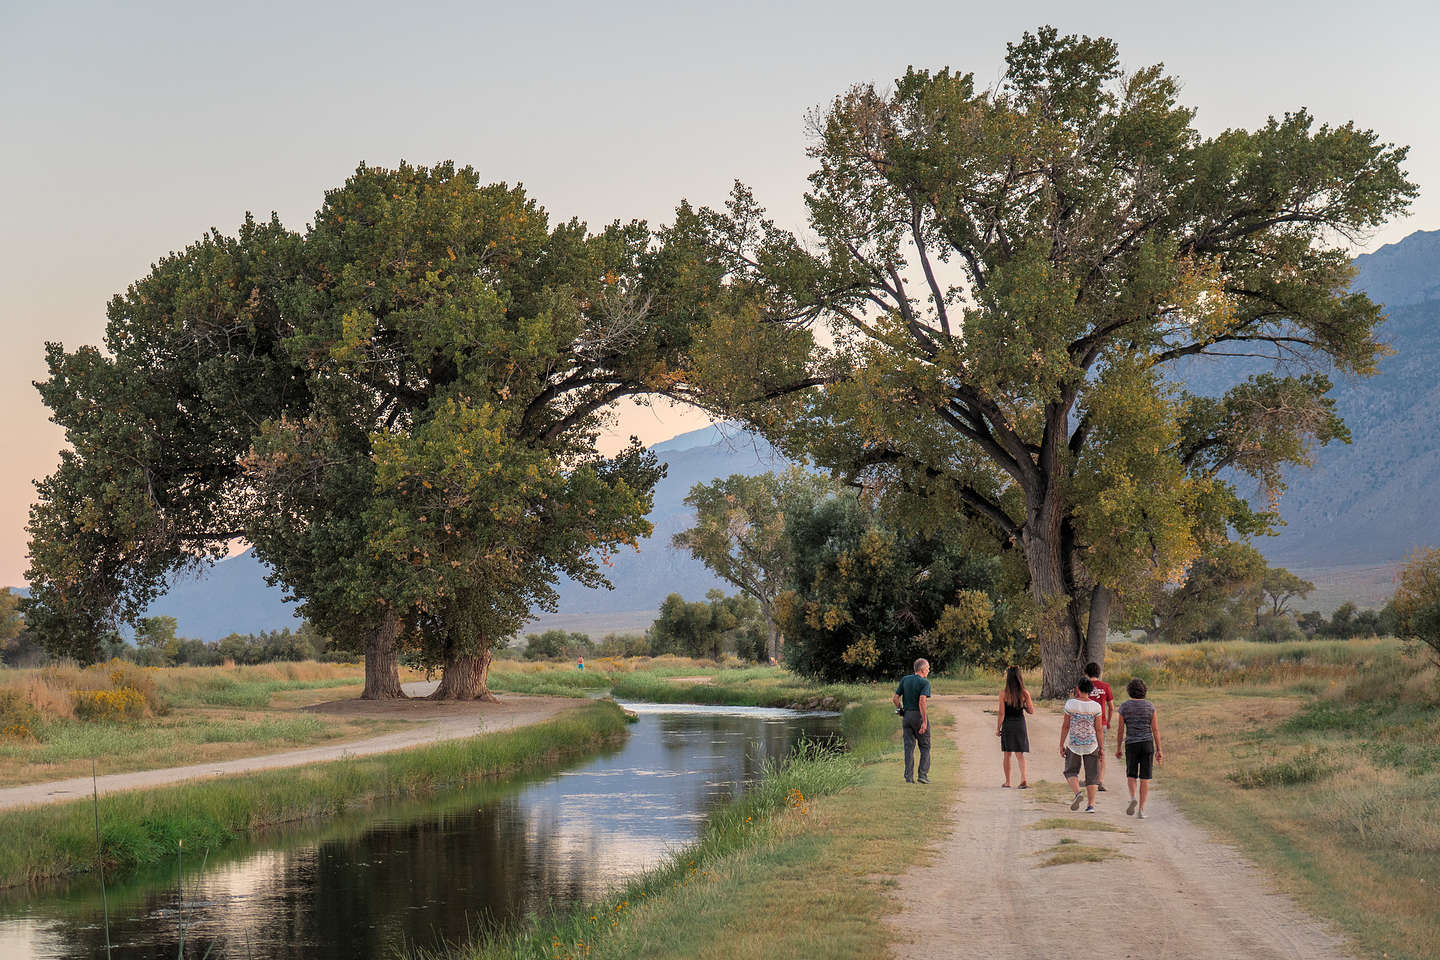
left=776, top=491, right=1030, bottom=682
left=675, top=27, right=1416, bottom=694
left=26, top=162, right=692, bottom=699
left=672, top=468, right=833, bottom=661
left=1393, top=547, right=1440, bottom=662
left=25, top=217, right=306, bottom=663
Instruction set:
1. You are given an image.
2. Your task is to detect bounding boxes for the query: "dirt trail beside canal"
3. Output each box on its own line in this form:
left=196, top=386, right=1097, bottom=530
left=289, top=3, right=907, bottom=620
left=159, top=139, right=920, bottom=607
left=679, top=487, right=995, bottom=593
left=0, top=683, right=576, bottom=811
left=887, top=695, right=1354, bottom=960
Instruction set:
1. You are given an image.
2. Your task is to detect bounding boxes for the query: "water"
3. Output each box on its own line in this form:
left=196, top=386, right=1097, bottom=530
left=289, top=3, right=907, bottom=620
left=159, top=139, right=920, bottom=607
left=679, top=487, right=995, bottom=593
left=0, top=703, right=841, bottom=960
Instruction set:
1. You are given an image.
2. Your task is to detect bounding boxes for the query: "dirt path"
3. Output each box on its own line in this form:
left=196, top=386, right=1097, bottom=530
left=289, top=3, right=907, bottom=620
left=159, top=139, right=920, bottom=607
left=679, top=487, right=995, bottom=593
left=889, top=695, right=1354, bottom=960
left=0, top=683, right=577, bottom=812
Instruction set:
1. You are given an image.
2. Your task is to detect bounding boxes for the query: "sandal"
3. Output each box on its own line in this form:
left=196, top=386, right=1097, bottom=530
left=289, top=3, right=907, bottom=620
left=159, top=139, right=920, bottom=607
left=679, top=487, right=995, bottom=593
left=1017, top=782, right=1029, bottom=789
left=1002, top=783, right=1011, bottom=788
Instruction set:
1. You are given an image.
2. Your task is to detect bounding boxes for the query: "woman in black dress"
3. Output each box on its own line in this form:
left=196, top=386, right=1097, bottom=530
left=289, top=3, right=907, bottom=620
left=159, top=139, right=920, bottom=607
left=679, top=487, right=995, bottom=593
left=995, top=665, right=1034, bottom=788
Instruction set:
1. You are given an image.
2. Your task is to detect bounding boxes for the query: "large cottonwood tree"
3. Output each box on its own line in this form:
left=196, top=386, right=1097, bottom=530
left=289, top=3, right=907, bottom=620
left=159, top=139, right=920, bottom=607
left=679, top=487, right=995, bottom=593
left=25, top=218, right=310, bottom=665
left=678, top=28, right=1415, bottom=695
left=249, top=162, right=677, bottom=700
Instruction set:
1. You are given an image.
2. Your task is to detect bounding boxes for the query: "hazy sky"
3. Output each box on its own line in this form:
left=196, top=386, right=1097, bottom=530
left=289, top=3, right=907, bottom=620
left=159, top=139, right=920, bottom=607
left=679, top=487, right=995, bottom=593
left=3, top=0, right=1438, bottom=585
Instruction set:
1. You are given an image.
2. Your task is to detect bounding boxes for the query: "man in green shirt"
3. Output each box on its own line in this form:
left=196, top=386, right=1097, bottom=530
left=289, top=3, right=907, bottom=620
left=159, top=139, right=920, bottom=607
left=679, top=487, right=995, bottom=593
left=892, top=658, right=932, bottom=784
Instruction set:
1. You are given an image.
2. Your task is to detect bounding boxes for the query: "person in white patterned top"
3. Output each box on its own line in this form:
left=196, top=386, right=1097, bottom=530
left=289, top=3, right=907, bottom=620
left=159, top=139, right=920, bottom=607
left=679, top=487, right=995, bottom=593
left=1059, top=677, right=1103, bottom=812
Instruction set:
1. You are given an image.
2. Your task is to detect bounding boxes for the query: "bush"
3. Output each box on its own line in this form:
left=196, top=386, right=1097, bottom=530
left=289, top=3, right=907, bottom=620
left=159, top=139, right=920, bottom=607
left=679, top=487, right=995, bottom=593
left=778, top=495, right=1032, bottom=682
left=72, top=686, right=148, bottom=721
left=594, top=632, right=650, bottom=658
left=522, top=629, right=593, bottom=661
left=1227, top=748, right=1337, bottom=788
left=0, top=688, right=40, bottom=740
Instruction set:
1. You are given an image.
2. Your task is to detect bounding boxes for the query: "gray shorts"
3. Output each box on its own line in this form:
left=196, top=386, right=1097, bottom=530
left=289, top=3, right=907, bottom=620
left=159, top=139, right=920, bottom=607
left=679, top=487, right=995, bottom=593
left=1064, top=748, right=1100, bottom=785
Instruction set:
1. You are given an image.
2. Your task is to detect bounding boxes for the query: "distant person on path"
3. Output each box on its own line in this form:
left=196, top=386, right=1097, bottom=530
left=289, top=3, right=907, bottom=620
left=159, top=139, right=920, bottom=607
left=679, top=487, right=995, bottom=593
left=577, top=656, right=584, bottom=671
left=1060, top=677, right=1103, bottom=812
left=1084, top=662, right=1114, bottom=791
left=995, top=665, right=1034, bottom=788
left=893, top=658, right=932, bottom=784
left=1115, top=678, right=1163, bottom=819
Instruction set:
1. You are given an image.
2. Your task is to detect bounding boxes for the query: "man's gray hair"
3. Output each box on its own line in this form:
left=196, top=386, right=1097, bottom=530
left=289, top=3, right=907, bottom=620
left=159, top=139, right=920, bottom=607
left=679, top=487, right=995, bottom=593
left=913, top=658, right=929, bottom=673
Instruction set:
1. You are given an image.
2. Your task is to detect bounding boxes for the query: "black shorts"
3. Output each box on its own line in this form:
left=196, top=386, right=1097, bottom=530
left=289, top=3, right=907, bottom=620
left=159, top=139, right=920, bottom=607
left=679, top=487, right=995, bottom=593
left=1124, top=740, right=1155, bottom=780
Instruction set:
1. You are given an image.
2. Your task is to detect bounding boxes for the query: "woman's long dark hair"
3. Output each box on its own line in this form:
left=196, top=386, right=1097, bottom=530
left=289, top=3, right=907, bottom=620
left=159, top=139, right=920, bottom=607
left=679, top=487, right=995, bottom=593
left=1003, top=665, right=1027, bottom=709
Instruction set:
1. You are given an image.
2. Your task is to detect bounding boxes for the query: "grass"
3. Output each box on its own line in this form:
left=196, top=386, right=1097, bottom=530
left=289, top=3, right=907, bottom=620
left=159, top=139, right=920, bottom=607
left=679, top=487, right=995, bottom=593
left=0, top=699, right=627, bottom=888
left=1028, top=817, right=1124, bottom=832
left=1146, top=643, right=1440, bottom=960
left=1226, top=748, right=1338, bottom=788
left=416, top=698, right=958, bottom=960
left=1036, top=842, right=1125, bottom=867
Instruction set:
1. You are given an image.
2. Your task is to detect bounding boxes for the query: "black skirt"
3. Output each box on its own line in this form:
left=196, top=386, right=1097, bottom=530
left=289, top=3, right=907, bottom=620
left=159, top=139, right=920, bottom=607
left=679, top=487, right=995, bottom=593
left=1000, top=716, right=1030, bottom=753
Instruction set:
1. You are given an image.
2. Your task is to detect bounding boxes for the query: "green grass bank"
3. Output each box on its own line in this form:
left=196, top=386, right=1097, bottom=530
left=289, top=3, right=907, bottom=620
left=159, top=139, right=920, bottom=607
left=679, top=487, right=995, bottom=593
left=0, top=699, right=627, bottom=889
left=487, top=658, right=1000, bottom=708
left=416, top=700, right=957, bottom=960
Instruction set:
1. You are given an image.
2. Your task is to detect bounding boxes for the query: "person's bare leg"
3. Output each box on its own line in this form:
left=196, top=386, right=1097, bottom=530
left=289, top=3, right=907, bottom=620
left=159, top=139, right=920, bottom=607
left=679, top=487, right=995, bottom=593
left=1002, top=751, right=1012, bottom=786
left=1087, top=783, right=1098, bottom=806
left=1139, top=778, right=1150, bottom=812
left=1018, top=752, right=1029, bottom=785
left=1126, top=776, right=1139, bottom=815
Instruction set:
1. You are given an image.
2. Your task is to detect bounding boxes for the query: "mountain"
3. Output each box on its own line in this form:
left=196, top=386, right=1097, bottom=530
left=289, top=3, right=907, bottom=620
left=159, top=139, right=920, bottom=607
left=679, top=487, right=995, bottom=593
left=547, top=425, right=790, bottom=616
left=140, top=549, right=303, bottom=641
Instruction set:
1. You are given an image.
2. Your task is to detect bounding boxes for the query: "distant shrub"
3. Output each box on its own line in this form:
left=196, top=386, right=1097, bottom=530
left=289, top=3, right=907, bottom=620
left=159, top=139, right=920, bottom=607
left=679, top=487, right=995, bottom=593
left=0, top=688, right=40, bottom=739
left=594, top=632, right=650, bottom=658
left=522, top=630, right=593, bottom=661
left=73, top=686, right=148, bottom=721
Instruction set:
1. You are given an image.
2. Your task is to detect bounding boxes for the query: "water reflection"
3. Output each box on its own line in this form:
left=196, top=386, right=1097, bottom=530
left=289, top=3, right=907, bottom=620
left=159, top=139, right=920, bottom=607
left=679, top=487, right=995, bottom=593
left=0, top=704, right=839, bottom=960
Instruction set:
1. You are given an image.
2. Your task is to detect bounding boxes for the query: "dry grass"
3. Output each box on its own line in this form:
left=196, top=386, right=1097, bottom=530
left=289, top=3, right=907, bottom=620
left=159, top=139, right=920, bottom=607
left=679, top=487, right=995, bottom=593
left=0, top=661, right=415, bottom=786
left=1028, top=817, right=1125, bottom=833
left=1159, top=652, right=1440, bottom=960
left=1036, top=841, right=1125, bottom=867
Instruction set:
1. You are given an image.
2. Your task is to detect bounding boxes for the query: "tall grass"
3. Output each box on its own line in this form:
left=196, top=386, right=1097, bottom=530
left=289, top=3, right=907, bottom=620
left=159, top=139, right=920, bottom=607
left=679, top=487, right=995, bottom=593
left=0, top=700, right=627, bottom=888
left=1103, top=637, right=1403, bottom=692
left=1163, top=645, right=1440, bottom=960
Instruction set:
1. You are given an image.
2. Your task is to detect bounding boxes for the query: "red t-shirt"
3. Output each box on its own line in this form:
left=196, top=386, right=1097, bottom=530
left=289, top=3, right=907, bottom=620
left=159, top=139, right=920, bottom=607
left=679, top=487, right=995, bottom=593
left=1090, top=680, right=1114, bottom=727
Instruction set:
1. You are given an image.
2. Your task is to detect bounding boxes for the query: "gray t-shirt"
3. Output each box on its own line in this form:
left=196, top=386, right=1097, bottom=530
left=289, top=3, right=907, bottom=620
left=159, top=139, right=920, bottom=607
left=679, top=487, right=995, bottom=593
left=1119, top=699, right=1155, bottom=743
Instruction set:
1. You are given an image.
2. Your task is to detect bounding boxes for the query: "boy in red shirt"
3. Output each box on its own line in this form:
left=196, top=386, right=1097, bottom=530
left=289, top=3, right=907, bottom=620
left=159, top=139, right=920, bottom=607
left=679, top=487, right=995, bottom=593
left=1085, top=662, right=1114, bottom=791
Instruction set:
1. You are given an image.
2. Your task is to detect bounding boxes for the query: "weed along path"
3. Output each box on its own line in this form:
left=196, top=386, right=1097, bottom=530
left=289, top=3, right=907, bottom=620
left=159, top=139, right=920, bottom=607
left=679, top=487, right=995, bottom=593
left=0, top=682, right=575, bottom=811
left=888, top=695, right=1355, bottom=960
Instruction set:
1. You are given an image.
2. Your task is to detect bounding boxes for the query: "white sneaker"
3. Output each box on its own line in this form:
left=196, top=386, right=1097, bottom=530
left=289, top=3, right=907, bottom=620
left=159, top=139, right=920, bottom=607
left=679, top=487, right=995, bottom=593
left=1137, top=809, right=1146, bottom=819
left=1071, top=790, right=1085, bottom=810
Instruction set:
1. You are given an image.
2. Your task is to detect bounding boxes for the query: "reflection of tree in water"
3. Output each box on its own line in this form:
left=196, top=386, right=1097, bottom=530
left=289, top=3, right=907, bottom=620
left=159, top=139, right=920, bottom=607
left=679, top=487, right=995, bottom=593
left=12, top=712, right=839, bottom=960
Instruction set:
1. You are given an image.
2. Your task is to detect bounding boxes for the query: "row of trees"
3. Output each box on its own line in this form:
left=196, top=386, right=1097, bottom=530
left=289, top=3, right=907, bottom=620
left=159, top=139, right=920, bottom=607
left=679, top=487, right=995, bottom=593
left=24, top=28, right=1419, bottom=697
left=668, top=472, right=1031, bottom=681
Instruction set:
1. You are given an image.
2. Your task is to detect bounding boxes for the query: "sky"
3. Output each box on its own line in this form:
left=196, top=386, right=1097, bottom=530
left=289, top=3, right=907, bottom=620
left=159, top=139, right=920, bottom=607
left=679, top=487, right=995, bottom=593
left=2, top=0, right=1438, bottom=586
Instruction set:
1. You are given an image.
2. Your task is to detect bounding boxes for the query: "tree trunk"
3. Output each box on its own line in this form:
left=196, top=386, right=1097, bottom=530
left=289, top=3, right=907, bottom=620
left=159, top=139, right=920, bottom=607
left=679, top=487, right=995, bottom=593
left=361, top=607, right=406, bottom=700
left=1024, top=524, right=1087, bottom=700
left=429, top=636, right=498, bottom=702
left=1085, top=585, right=1112, bottom=670
left=765, top=611, right=780, bottom=664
